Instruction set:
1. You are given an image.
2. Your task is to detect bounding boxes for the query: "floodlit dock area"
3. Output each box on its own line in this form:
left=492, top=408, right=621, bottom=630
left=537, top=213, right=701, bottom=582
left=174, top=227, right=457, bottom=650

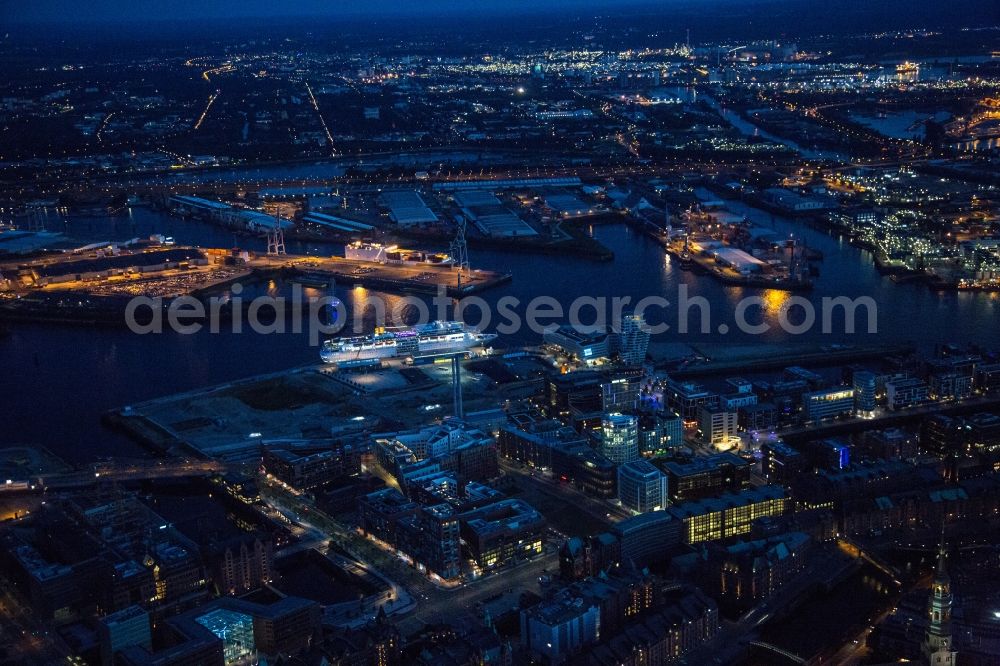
left=262, top=254, right=511, bottom=296
left=0, top=245, right=510, bottom=324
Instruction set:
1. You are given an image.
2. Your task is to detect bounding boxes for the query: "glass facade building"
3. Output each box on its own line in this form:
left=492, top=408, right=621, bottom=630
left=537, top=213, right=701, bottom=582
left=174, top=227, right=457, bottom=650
left=195, top=608, right=256, bottom=665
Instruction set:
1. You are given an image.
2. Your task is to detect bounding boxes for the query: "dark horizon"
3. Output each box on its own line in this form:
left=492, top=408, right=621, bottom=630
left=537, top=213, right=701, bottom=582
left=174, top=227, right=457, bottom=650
left=4, top=0, right=999, bottom=28
left=2, top=0, right=998, bottom=54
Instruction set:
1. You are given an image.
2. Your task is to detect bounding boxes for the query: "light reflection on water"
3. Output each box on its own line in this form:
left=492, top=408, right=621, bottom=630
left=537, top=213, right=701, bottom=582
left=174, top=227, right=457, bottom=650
left=3, top=206, right=999, bottom=462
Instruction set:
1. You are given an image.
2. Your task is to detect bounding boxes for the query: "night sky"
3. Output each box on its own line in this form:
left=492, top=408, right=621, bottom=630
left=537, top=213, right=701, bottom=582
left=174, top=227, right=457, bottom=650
left=7, top=0, right=695, bottom=23
left=5, top=0, right=996, bottom=31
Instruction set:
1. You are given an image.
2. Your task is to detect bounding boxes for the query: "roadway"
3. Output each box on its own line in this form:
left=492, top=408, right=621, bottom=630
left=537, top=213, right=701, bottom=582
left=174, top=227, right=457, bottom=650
left=499, top=459, right=631, bottom=526
left=396, top=550, right=557, bottom=636
left=260, top=476, right=558, bottom=636
left=0, top=459, right=226, bottom=493
left=0, top=573, right=75, bottom=665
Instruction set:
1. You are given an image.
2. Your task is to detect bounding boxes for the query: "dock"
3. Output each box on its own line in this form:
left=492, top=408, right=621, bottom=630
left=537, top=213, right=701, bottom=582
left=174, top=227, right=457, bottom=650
left=625, top=217, right=813, bottom=292
left=0, top=246, right=511, bottom=325
left=264, top=255, right=511, bottom=297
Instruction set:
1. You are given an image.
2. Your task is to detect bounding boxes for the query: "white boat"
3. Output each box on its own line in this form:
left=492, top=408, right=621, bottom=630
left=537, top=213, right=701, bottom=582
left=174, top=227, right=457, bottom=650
left=320, top=320, right=496, bottom=363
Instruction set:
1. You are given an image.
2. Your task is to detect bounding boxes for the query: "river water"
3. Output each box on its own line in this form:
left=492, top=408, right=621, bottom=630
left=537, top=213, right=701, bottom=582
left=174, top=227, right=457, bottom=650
left=2, top=205, right=998, bottom=463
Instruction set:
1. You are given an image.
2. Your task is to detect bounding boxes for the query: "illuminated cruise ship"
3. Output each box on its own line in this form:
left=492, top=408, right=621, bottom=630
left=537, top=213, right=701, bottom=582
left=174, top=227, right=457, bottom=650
left=345, top=241, right=454, bottom=266
left=320, top=321, right=496, bottom=364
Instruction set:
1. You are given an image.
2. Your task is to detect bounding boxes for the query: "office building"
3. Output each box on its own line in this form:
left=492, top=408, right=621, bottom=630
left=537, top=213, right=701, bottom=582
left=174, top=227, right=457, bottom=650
left=721, top=391, right=758, bottom=411
left=600, top=413, right=639, bottom=465
left=885, top=377, right=930, bottom=410
left=739, top=402, right=778, bottom=432
left=459, top=499, right=545, bottom=571
left=713, top=532, right=811, bottom=612
left=612, top=511, right=683, bottom=567
left=120, top=596, right=320, bottom=666
left=697, top=405, right=738, bottom=450
left=601, top=371, right=642, bottom=412
left=666, top=381, right=719, bottom=420
left=99, top=605, right=152, bottom=666
left=211, top=534, right=273, bottom=596
left=551, top=440, right=618, bottom=497
left=760, top=441, right=804, bottom=484
left=396, top=503, right=462, bottom=580
left=784, top=365, right=826, bottom=389
left=618, top=460, right=668, bottom=513
left=802, top=387, right=855, bottom=422
left=929, top=372, right=974, bottom=401
left=584, top=587, right=720, bottom=666
left=853, top=370, right=878, bottom=417
left=975, top=362, right=1000, bottom=393
left=262, top=443, right=360, bottom=491
left=547, top=371, right=604, bottom=419
left=806, top=439, right=851, bottom=470
left=864, top=428, right=917, bottom=460
left=661, top=452, right=751, bottom=501
left=544, top=326, right=611, bottom=364
left=499, top=415, right=616, bottom=496
left=639, top=411, right=684, bottom=455
left=521, top=590, right=600, bottom=664
left=359, top=488, right=419, bottom=546
left=668, top=486, right=787, bottom=544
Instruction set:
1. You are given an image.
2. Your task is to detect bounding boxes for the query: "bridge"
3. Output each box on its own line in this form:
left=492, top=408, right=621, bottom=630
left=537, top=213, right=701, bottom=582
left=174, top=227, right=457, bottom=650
left=748, top=641, right=807, bottom=664
left=837, top=537, right=902, bottom=585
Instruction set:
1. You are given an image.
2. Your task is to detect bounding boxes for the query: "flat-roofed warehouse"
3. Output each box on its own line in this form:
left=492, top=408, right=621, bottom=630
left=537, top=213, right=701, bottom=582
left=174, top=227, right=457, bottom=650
left=453, top=190, right=538, bottom=238
left=542, top=191, right=595, bottom=218
left=377, top=190, right=438, bottom=226
left=710, top=247, right=767, bottom=275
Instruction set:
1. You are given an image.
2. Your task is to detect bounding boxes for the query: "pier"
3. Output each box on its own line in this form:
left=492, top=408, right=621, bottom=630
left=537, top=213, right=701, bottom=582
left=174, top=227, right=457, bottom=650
left=0, top=246, right=512, bottom=324
left=265, top=254, right=511, bottom=297
left=625, top=216, right=814, bottom=292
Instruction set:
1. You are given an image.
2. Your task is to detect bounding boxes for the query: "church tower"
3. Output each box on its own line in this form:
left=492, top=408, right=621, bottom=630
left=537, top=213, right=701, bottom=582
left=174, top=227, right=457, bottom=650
left=923, top=532, right=957, bottom=666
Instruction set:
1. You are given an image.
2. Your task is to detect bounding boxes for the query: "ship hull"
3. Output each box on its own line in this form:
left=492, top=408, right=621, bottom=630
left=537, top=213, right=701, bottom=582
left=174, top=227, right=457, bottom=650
left=320, top=322, right=496, bottom=364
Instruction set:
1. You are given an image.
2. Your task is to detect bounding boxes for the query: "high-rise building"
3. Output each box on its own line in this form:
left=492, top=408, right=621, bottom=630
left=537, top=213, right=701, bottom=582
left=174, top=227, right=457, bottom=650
left=618, top=460, right=668, bottom=513
left=617, top=312, right=650, bottom=366
left=601, top=413, right=639, bottom=465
